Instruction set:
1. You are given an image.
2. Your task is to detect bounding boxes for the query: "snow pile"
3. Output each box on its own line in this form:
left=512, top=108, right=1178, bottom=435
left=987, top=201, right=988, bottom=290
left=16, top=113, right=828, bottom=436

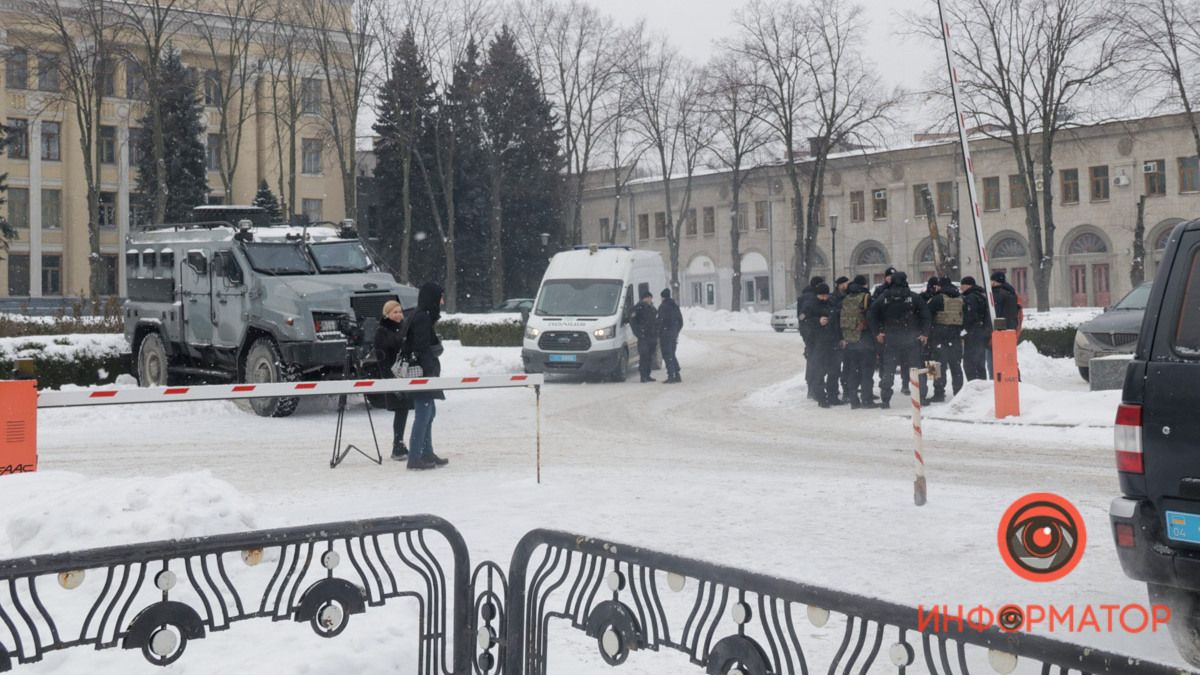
left=930, top=379, right=1119, bottom=427
left=0, top=333, right=128, bottom=360
left=0, top=312, right=114, bottom=325
left=1016, top=340, right=1088, bottom=391
left=0, top=471, right=258, bottom=558
left=742, top=371, right=807, bottom=408
left=440, top=340, right=523, bottom=375
left=1022, top=307, right=1102, bottom=330
left=682, top=306, right=773, bottom=332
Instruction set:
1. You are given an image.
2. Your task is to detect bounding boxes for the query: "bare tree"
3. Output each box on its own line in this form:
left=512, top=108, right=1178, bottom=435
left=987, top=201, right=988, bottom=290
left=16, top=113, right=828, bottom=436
left=1119, top=0, right=1200, bottom=158
left=117, top=0, right=194, bottom=223
left=922, top=0, right=1125, bottom=311
left=302, top=0, right=382, bottom=218
left=196, top=0, right=268, bottom=205
left=16, top=0, right=123, bottom=293
left=513, top=0, right=625, bottom=245
left=604, top=76, right=650, bottom=245
left=261, top=1, right=317, bottom=220
left=703, top=52, right=771, bottom=311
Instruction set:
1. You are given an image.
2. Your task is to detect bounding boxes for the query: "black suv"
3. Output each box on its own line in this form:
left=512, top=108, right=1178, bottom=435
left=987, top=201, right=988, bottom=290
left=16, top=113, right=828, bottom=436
left=1111, top=218, right=1200, bottom=666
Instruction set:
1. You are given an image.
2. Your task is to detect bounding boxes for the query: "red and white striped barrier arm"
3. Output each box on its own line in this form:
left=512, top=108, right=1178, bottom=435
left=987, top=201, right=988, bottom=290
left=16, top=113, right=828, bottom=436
left=910, top=367, right=928, bottom=506
left=36, top=374, right=543, bottom=409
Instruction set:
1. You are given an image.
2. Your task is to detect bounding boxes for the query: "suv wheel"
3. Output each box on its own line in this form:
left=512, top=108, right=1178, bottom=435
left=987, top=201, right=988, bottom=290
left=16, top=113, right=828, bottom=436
left=243, top=338, right=299, bottom=418
left=136, top=332, right=170, bottom=387
left=1149, top=583, right=1200, bottom=667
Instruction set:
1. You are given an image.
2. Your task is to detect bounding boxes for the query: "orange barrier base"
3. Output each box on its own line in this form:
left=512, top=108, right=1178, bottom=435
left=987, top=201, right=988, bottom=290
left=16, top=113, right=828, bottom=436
left=0, top=380, right=37, bottom=475
left=992, top=330, right=1020, bottom=419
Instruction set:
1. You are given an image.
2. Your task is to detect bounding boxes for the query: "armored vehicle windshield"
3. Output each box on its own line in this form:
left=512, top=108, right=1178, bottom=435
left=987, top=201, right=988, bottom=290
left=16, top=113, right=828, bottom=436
left=242, top=242, right=315, bottom=275
left=309, top=241, right=373, bottom=274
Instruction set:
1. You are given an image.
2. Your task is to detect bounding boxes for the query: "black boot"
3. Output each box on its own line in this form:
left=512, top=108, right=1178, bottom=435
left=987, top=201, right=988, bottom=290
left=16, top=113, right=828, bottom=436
left=849, top=397, right=861, bottom=409
left=390, top=440, right=408, bottom=461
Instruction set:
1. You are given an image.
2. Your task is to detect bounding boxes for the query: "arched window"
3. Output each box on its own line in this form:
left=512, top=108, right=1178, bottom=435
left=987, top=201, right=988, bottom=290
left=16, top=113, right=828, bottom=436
left=992, top=236, right=1028, bottom=259
left=856, top=245, right=888, bottom=266
left=1155, top=227, right=1173, bottom=252
left=1068, top=232, right=1108, bottom=255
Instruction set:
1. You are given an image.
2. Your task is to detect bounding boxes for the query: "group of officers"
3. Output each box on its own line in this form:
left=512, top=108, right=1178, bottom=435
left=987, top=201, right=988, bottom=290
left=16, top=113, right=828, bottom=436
left=797, top=267, right=1021, bottom=408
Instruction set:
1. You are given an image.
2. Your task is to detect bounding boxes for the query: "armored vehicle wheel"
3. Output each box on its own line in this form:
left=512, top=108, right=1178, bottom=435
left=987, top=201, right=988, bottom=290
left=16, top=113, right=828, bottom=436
left=137, top=333, right=170, bottom=387
left=244, top=338, right=299, bottom=418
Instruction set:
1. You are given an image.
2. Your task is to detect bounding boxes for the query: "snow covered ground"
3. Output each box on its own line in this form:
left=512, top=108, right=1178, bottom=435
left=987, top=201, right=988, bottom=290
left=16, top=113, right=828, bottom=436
left=2, top=318, right=1187, bottom=672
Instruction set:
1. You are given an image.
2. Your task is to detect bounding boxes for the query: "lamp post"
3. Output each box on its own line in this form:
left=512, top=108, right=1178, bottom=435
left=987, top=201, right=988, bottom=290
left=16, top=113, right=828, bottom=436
left=829, top=214, right=839, bottom=278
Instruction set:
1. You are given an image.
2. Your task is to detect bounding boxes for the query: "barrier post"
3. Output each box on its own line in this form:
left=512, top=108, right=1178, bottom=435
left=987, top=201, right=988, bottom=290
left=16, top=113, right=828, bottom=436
left=910, top=367, right=927, bottom=506
left=0, top=380, right=38, bottom=476
left=992, top=329, right=1020, bottom=419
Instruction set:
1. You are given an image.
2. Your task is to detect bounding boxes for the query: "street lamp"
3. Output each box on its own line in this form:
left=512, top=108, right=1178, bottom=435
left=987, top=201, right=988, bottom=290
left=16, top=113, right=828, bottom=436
left=829, top=214, right=839, bottom=277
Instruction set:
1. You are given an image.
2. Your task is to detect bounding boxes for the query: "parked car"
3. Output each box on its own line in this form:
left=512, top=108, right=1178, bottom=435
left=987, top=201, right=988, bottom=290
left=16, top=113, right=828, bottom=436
left=492, top=298, right=534, bottom=313
left=1109, top=218, right=1200, bottom=667
left=1073, top=281, right=1153, bottom=381
left=771, top=307, right=799, bottom=332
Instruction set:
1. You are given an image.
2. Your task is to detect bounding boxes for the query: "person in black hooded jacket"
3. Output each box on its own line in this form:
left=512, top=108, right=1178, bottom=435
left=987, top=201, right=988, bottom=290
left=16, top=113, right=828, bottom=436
left=404, top=282, right=448, bottom=470
left=926, top=277, right=964, bottom=401
left=372, top=300, right=412, bottom=461
left=959, top=276, right=992, bottom=381
left=990, top=271, right=1021, bottom=331
left=868, top=271, right=930, bottom=407
left=797, top=276, right=824, bottom=399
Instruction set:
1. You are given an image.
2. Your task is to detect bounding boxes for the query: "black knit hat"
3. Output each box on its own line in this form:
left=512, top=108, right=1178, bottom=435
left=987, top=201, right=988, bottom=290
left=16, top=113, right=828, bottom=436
left=640, top=289, right=653, bottom=299
left=835, top=276, right=850, bottom=285
left=939, top=276, right=954, bottom=287
left=852, top=274, right=868, bottom=286
left=961, top=276, right=977, bottom=286
left=991, top=271, right=1006, bottom=283
left=661, top=288, right=671, bottom=299
left=809, top=275, right=825, bottom=287
left=815, top=283, right=831, bottom=295
left=885, top=266, right=897, bottom=276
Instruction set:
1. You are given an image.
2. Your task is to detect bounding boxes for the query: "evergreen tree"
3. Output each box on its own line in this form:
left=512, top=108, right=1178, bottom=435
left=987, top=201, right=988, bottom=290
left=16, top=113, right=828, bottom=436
left=134, top=48, right=208, bottom=223
left=374, top=28, right=436, bottom=283
left=446, top=39, right=490, bottom=309
left=0, top=124, right=15, bottom=257
left=480, top=27, right=562, bottom=301
left=252, top=179, right=282, bottom=220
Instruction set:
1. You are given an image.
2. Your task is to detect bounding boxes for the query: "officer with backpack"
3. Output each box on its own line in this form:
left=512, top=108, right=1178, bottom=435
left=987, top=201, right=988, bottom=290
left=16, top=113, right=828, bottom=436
left=837, top=275, right=876, bottom=408
left=927, top=276, right=965, bottom=402
left=868, top=271, right=931, bottom=408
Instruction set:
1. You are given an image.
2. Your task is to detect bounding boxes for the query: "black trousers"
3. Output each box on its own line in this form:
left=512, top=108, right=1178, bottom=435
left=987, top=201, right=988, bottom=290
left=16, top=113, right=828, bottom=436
left=964, top=333, right=990, bottom=381
left=809, top=343, right=839, bottom=402
left=660, top=335, right=680, bottom=378
left=933, top=338, right=964, bottom=395
left=392, top=407, right=409, bottom=452
left=840, top=345, right=875, bottom=403
left=880, top=342, right=926, bottom=403
left=638, top=339, right=657, bottom=381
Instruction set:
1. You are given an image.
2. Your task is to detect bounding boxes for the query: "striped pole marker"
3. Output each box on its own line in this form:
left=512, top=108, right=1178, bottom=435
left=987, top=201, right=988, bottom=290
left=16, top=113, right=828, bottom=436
left=911, top=367, right=927, bottom=506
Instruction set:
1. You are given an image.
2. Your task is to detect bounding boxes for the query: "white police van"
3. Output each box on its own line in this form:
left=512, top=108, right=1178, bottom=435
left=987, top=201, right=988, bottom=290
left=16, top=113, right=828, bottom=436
left=522, top=245, right=667, bottom=380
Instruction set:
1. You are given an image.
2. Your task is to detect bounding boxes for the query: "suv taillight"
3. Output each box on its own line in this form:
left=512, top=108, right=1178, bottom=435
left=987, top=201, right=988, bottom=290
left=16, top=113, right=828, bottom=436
left=1115, top=403, right=1144, bottom=474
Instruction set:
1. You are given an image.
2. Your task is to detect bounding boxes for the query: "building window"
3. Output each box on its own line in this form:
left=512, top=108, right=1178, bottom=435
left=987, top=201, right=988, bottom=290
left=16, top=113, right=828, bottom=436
left=301, top=198, right=323, bottom=223
left=41, top=122, right=61, bottom=161
left=871, top=189, right=887, bottom=220
left=755, top=201, right=768, bottom=229
left=37, top=53, right=59, bottom=92
left=302, top=78, right=322, bottom=114
left=735, top=207, right=748, bottom=232
left=1009, top=174, right=1026, bottom=209
left=7, top=188, right=29, bottom=228
left=125, top=61, right=145, bottom=99
left=206, top=134, right=223, bottom=172
left=637, top=213, right=649, bottom=240
left=1061, top=168, right=1080, bottom=204
left=99, top=192, right=117, bottom=228
left=42, top=189, right=62, bottom=229
left=686, top=209, right=697, bottom=236
left=97, top=254, right=119, bottom=295
left=702, top=207, right=715, bottom=235
left=599, top=217, right=610, bottom=242
left=6, top=118, right=29, bottom=159
left=756, top=276, right=770, bottom=302
left=99, top=125, right=117, bottom=164
left=1179, top=157, right=1200, bottom=193
left=654, top=211, right=666, bottom=239
left=42, top=254, right=62, bottom=295
left=5, top=48, right=29, bottom=90
left=936, top=181, right=955, bottom=214
left=302, top=138, right=322, bottom=175
left=130, top=195, right=148, bottom=228
left=203, top=70, right=222, bottom=106
left=982, top=176, right=1000, bottom=211
left=743, top=280, right=755, bottom=304
left=207, top=194, right=225, bottom=206
left=912, top=184, right=929, bottom=216
left=1145, top=159, right=1167, bottom=196
left=99, top=58, right=115, bottom=97
left=128, top=127, right=144, bottom=165
left=849, top=191, right=864, bottom=222
left=1089, top=166, right=1109, bottom=201
left=7, top=254, right=30, bottom=296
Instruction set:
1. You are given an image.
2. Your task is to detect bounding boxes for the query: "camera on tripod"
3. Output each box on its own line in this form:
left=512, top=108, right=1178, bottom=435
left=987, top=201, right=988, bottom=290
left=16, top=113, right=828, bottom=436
left=336, top=316, right=365, bottom=347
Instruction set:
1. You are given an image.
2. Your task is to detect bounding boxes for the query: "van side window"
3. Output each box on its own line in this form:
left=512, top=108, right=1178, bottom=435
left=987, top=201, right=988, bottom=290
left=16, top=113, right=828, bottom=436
left=1175, top=248, right=1200, bottom=357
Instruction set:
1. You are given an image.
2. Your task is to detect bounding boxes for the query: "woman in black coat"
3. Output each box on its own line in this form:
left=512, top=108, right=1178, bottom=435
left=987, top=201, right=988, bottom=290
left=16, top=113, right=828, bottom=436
left=405, top=282, right=448, bottom=470
left=372, top=300, right=411, bottom=460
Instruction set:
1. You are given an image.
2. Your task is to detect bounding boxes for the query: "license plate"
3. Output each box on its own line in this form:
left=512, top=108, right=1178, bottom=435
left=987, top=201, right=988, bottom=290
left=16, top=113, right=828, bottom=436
left=549, top=354, right=577, bottom=362
left=1166, top=511, right=1200, bottom=544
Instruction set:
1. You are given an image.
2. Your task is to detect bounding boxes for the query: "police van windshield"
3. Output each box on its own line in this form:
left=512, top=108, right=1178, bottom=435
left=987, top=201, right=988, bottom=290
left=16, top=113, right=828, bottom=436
left=535, top=279, right=623, bottom=317
left=241, top=242, right=315, bottom=275
left=309, top=241, right=373, bottom=273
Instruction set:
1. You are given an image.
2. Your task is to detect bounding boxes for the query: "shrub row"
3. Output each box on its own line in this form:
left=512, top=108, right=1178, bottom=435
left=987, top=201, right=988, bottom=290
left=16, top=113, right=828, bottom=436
left=1019, top=326, right=1076, bottom=358
left=0, top=316, right=124, bottom=338
left=1, top=354, right=130, bottom=390
left=442, top=319, right=524, bottom=347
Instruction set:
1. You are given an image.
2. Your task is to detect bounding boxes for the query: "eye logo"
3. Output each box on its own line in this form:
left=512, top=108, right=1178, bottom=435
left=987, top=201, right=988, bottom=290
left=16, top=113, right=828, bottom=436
left=998, top=493, right=1086, bottom=582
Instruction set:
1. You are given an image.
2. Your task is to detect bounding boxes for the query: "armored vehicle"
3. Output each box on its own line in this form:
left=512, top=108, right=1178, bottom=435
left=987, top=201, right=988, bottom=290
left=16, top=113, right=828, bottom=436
left=124, top=206, right=416, bottom=417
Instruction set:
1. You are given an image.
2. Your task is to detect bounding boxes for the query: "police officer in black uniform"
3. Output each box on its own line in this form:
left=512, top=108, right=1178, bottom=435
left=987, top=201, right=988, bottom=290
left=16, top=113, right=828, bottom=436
left=927, top=276, right=965, bottom=401
left=837, top=275, right=876, bottom=408
left=868, top=271, right=931, bottom=408
left=658, top=288, right=684, bottom=383
left=960, top=276, right=992, bottom=381
left=631, top=290, right=659, bottom=382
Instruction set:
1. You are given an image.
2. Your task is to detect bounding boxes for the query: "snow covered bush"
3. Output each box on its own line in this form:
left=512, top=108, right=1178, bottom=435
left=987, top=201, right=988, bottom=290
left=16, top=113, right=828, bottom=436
left=0, top=334, right=129, bottom=388
left=1020, top=327, right=1077, bottom=358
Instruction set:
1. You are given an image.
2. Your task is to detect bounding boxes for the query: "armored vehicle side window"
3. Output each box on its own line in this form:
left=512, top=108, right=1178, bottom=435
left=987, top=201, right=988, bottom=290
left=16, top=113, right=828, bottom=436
left=186, top=250, right=207, bottom=275
left=213, top=251, right=244, bottom=284
left=1175, top=248, right=1200, bottom=358
left=159, top=248, right=174, bottom=270
left=142, top=248, right=156, bottom=269
left=126, top=249, right=139, bottom=271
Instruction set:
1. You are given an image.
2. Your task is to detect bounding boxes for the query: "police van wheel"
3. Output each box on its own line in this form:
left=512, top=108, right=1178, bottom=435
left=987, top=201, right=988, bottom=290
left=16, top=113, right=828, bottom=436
left=609, top=348, right=629, bottom=383
left=137, top=332, right=171, bottom=387
left=244, top=338, right=299, bottom=418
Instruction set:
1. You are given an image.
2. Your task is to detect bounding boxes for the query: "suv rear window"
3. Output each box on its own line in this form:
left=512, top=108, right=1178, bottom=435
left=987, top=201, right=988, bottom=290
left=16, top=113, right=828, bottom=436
left=1176, top=248, right=1200, bottom=357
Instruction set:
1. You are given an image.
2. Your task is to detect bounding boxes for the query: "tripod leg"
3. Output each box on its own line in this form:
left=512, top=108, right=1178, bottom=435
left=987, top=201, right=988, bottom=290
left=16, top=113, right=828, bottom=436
left=362, top=394, right=382, bottom=464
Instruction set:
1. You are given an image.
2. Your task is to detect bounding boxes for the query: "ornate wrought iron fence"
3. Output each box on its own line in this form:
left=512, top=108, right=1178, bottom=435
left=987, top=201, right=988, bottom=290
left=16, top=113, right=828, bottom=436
left=0, top=516, right=470, bottom=673
left=0, top=521, right=1190, bottom=674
